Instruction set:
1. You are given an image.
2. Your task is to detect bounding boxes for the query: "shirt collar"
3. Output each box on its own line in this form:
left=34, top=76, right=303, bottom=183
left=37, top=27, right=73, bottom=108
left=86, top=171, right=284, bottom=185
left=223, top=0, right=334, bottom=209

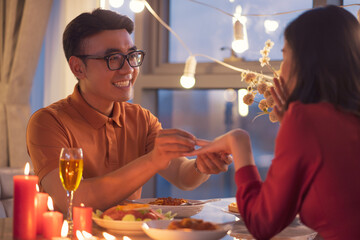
left=68, top=84, right=122, bottom=128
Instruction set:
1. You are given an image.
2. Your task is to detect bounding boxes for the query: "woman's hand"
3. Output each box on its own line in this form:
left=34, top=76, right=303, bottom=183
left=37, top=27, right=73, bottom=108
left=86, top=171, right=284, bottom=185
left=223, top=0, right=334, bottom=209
left=151, top=129, right=196, bottom=170
left=195, top=151, right=233, bottom=174
left=184, top=129, right=255, bottom=171
left=270, top=77, right=288, bottom=123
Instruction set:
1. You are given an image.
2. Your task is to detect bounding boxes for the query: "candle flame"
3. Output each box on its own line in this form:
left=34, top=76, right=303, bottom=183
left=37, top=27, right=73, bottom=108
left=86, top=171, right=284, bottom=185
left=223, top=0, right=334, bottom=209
left=61, top=220, right=68, bottom=237
left=76, top=230, right=85, bottom=240
left=80, top=203, right=85, bottom=207
left=123, top=236, right=132, bottom=240
left=36, top=184, right=40, bottom=192
left=24, top=162, right=30, bottom=175
left=103, top=232, right=116, bottom=240
left=82, top=230, right=92, bottom=238
left=47, top=196, right=54, bottom=211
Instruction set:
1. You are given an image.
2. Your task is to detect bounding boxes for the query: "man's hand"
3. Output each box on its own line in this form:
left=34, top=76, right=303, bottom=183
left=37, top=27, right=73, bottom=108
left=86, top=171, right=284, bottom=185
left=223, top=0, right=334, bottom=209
left=150, top=129, right=196, bottom=170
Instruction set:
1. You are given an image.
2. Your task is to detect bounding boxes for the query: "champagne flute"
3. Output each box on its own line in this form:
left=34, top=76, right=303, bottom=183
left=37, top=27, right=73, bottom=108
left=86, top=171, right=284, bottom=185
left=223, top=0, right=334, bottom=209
left=59, top=147, right=83, bottom=237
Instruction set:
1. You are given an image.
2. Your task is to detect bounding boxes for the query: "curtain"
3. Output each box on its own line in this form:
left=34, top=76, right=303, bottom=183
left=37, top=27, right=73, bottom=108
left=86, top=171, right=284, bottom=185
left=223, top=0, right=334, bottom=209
left=43, top=0, right=99, bottom=107
left=0, top=0, right=53, bottom=167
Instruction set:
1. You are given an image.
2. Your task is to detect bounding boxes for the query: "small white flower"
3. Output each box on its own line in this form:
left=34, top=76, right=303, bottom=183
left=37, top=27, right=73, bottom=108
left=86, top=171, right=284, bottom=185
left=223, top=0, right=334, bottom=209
left=265, top=39, right=274, bottom=49
left=259, top=56, right=270, bottom=67
left=260, top=48, right=270, bottom=57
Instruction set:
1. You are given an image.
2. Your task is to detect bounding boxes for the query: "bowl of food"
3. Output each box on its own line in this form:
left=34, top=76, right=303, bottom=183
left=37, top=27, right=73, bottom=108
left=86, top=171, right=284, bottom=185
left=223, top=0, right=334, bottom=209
left=142, top=218, right=233, bottom=240
left=134, top=197, right=206, bottom=218
left=92, top=203, right=175, bottom=235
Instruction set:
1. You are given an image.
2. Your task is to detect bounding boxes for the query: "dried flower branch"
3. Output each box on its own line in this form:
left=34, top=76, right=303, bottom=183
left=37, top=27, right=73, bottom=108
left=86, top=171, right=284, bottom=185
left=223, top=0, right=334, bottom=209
left=241, top=39, right=280, bottom=123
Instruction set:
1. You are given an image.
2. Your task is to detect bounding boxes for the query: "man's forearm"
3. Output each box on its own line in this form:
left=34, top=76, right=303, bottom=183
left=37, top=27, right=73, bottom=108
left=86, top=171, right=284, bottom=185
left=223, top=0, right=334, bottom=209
left=159, top=157, right=209, bottom=191
left=42, top=153, right=160, bottom=213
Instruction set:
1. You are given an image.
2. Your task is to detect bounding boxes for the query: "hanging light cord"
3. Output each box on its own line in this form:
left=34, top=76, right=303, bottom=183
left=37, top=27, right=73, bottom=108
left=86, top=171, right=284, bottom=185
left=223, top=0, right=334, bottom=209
left=144, top=0, right=272, bottom=79
left=144, top=0, right=359, bottom=80
left=144, top=1, right=193, bottom=56
left=194, top=53, right=272, bottom=80
left=187, top=0, right=360, bottom=17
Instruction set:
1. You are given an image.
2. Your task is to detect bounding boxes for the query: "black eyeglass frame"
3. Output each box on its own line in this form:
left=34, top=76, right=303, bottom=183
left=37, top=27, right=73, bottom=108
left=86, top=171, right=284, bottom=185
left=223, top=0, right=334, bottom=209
left=75, top=50, right=145, bottom=71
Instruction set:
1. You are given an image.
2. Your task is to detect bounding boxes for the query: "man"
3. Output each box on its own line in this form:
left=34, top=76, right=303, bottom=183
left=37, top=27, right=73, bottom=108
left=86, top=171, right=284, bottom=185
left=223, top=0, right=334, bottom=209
left=26, top=8, right=231, bottom=213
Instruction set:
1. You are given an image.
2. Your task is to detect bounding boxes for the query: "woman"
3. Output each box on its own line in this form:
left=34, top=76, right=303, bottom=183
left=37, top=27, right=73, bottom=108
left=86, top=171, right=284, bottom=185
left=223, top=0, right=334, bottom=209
left=186, top=6, right=360, bottom=240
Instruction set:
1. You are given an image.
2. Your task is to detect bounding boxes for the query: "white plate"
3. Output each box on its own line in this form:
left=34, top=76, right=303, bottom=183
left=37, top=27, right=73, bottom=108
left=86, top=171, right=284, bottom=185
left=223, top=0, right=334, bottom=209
left=221, top=207, right=241, bottom=218
left=134, top=198, right=205, bottom=218
left=142, top=220, right=232, bottom=240
left=92, top=216, right=146, bottom=235
left=229, top=220, right=317, bottom=240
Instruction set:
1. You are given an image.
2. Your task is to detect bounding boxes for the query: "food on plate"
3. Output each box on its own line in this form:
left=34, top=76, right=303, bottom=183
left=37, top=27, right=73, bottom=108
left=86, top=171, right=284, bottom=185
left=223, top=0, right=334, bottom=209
left=93, top=203, right=176, bottom=222
left=149, top=197, right=188, bottom=206
left=167, top=218, right=218, bottom=230
left=228, top=202, right=239, bottom=213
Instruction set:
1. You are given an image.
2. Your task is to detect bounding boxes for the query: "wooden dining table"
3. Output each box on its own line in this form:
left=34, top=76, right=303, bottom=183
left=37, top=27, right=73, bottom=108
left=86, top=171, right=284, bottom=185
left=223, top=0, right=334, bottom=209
left=0, top=197, right=319, bottom=240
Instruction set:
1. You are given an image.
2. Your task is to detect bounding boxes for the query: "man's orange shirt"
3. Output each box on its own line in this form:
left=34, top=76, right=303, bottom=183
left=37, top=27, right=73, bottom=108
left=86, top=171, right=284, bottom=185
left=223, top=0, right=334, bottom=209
left=26, top=84, right=161, bottom=187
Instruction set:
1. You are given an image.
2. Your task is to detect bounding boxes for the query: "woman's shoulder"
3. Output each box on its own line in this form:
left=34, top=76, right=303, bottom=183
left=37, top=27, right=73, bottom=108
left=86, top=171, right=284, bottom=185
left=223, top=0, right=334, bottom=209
left=287, top=101, right=336, bottom=120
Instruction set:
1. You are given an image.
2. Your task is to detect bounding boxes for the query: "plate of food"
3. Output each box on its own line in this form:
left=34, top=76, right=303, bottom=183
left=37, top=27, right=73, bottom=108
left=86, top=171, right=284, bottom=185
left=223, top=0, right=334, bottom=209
left=133, top=197, right=210, bottom=218
left=142, top=218, right=233, bottom=240
left=222, top=202, right=241, bottom=218
left=92, top=203, right=175, bottom=235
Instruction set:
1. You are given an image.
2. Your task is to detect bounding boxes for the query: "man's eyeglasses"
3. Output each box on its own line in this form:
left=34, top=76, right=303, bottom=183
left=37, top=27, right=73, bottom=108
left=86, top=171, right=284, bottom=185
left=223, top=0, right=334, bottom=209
left=76, top=50, right=145, bottom=71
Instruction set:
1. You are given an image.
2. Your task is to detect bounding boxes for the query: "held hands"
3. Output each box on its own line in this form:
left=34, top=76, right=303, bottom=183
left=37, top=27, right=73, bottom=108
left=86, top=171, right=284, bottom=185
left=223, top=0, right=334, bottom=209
left=184, top=129, right=255, bottom=171
left=270, top=77, right=288, bottom=123
left=195, top=149, right=233, bottom=174
left=151, top=129, right=196, bottom=170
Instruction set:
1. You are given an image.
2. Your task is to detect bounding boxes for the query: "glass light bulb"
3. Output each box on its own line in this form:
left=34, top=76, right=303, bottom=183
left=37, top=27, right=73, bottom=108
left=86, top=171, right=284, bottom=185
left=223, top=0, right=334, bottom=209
left=264, top=20, right=279, bottom=33
left=232, top=39, right=249, bottom=53
left=180, top=75, right=195, bottom=89
left=224, top=88, right=237, bottom=102
left=238, top=89, right=249, bottom=117
left=109, top=0, right=124, bottom=8
left=130, top=0, right=145, bottom=13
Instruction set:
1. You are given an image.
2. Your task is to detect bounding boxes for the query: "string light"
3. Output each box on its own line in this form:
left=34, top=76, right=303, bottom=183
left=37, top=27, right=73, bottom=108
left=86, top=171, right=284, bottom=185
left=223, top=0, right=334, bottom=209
left=129, top=0, right=145, bottom=13
left=232, top=5, right=249, bottom=54
left=238, top=89, right=249, bottom=117
left=224, top=89, right=237, bottom=102
left=124, top=1, right=360, bottom=89
left=99, top=0, right=106, bottom=9
left=109, top=0, right=124, bottom=8
left=264, top=20, right=279, bottom=33
left=180, top=56, right=197, bottom=89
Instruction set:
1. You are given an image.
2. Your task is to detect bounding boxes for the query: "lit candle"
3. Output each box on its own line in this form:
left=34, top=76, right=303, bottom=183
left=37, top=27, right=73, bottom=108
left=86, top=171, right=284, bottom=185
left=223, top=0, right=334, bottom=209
left=103, top=232, right=116, bottom=240
left=13, top=162, right=38, bottom=239
left=42, top=196, right=63, bottom=239
left=82, top=230, right=98, bottom=240
left=51, top=220, right=70, bottom=240
left=73, top=203, right=93, bottom=234
left=76, top=230, right=98, bottom=240
left=35, top=184, right=49, bottom=235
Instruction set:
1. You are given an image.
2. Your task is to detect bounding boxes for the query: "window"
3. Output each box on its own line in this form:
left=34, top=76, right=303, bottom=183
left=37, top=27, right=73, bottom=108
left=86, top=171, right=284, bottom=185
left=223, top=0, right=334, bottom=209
left=169, top=0, right=313, bottom=63
left=156, top=89, right=279, bottom=199
left=146, top=0, right=312, bottom=199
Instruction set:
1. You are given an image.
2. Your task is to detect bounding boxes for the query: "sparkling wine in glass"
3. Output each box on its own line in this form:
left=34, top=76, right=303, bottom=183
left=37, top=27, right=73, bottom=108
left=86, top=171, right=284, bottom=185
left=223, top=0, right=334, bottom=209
left=59, top=147, right=83, bottom=237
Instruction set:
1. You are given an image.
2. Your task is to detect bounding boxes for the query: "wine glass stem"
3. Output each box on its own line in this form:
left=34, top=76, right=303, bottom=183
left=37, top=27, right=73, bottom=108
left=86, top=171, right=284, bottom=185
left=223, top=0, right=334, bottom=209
left=67, top=190, right=74, bottom=236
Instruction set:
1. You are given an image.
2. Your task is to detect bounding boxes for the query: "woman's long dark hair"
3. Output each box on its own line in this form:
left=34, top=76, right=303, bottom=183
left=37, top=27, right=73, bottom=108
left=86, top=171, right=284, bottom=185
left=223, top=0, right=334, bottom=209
left=284, top=5, right=360, bottom=116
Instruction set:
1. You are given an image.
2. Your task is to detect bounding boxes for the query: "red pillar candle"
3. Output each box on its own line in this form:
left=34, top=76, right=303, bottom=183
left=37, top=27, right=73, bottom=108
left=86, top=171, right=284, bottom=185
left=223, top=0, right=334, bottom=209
left=42, top=196, right=64, bottom=239
left=13, top=163, right=38, bottom=239
left=42, top=211, right=63, bottom=239
left=73, top=203, right=93, bottom=234
left=35, top=191, right=49, bottom=235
